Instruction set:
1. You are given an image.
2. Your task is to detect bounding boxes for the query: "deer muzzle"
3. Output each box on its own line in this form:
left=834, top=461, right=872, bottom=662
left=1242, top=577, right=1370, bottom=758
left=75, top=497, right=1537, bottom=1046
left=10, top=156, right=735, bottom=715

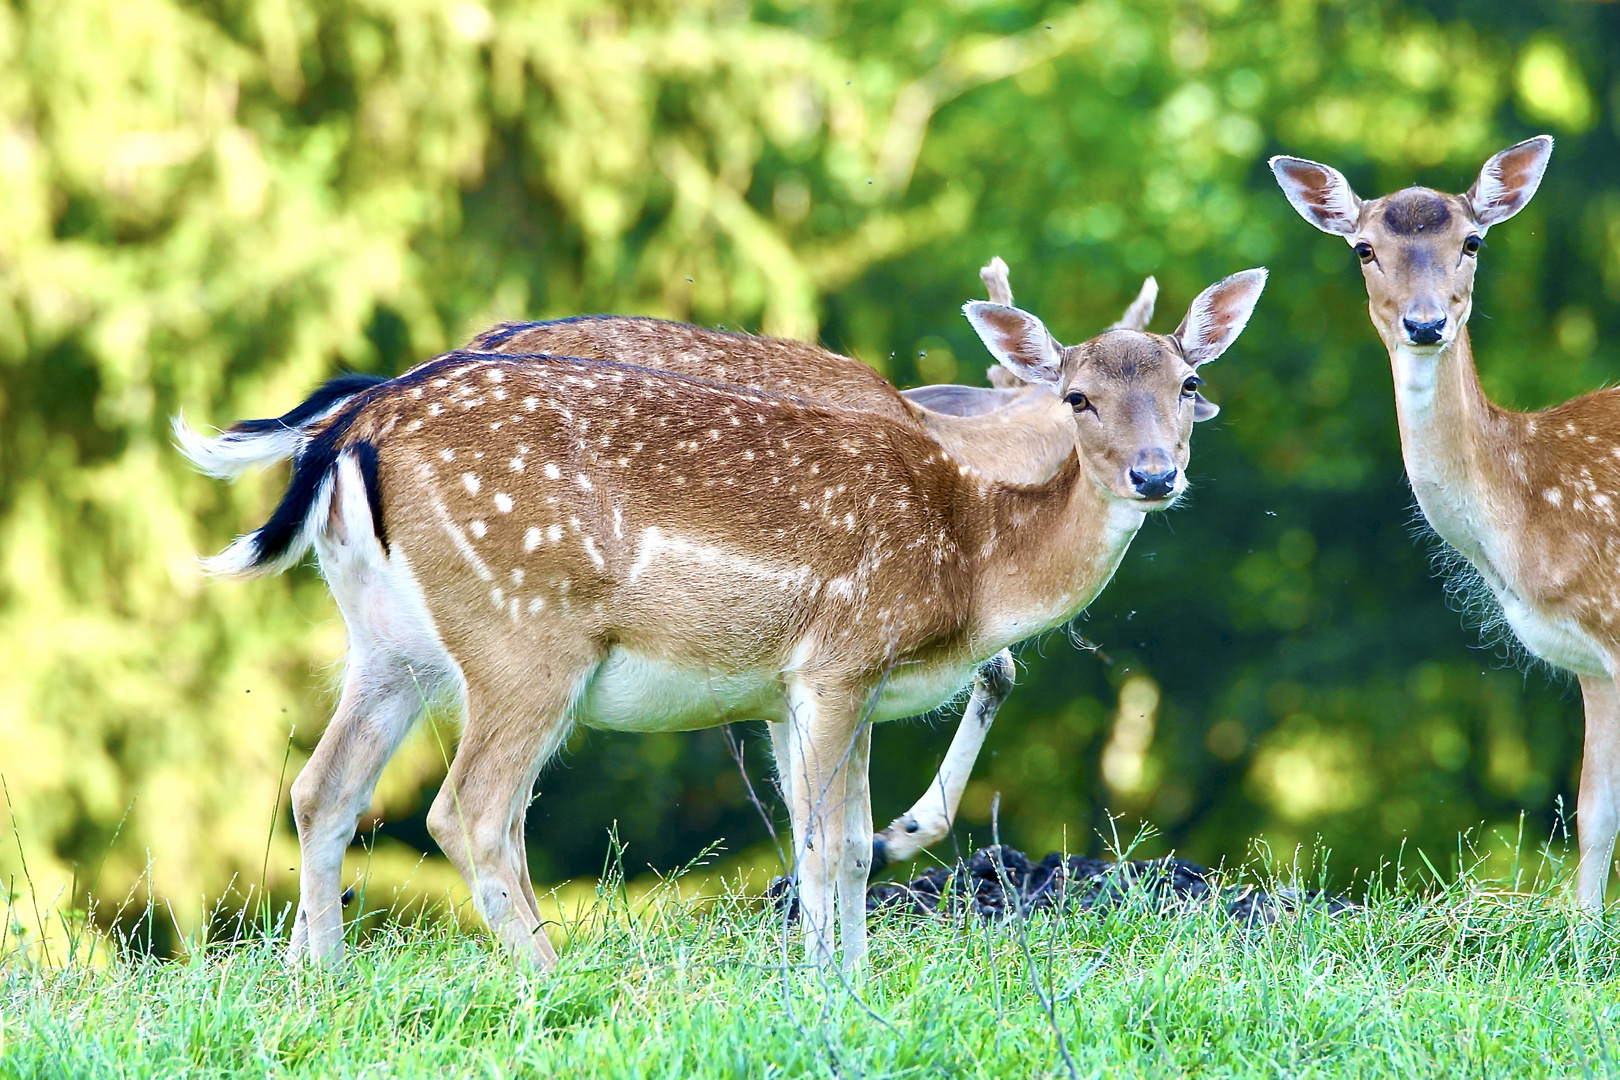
left=1128, top=448, right=1178, bottom=500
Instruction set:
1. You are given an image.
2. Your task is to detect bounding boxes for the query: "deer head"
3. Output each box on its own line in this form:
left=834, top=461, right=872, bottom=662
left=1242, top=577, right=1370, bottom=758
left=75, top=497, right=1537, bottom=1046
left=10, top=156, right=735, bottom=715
left=962, top=270, right=1266, bottom=503
left=1270, top=137, right=1553, bottom=354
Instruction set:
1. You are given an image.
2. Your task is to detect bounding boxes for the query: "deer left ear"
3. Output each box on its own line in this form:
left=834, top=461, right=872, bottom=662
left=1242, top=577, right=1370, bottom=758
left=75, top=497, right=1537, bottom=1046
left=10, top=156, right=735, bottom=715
left=1174, top=268, right=1268, bottom=367
left=963, top=302, right=1065, bottom=390
left=1270, top=157, right=1362, bottom=236
left=1192, top=393, right=1220, bottom=422
left=1469, top=136, right=1553, bottom=228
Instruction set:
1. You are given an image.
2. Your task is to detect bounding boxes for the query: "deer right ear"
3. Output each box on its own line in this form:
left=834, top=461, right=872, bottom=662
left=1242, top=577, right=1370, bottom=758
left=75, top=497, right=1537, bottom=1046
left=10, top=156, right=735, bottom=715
left=980, top=256, right=1014, bottom=306
left=1109, top=276, right=1158, bottom=331
left=1174, top=268, right=1268, bottom=366
left=963, top=302, right=1065, bottom=390
left=1469, top=135, right=1553, bottom=228
left=986, top=365, right=1022, bottom=390
left=1269, top=156, right=1362, bottom=237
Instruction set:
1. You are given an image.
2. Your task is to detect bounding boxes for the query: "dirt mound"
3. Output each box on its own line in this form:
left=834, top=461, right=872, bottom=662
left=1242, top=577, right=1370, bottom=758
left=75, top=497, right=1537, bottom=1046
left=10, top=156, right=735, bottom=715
left=770, top=845, right=1355, bottom=926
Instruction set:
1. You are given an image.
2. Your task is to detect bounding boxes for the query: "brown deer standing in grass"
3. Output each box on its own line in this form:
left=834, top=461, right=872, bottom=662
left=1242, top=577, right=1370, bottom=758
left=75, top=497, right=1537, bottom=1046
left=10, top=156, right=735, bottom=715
left=176, top=269, right=1263, bottom=969
left=453, top=259, right=1161, bottom=870
left=1271, top=137, right=1620, bottom=909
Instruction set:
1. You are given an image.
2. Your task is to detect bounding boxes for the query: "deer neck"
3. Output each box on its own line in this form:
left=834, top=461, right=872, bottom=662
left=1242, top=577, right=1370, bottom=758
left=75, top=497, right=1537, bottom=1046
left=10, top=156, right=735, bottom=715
left=912, top=395, right=1073, bottom=486
left=962, top=452, right=1147, bottom=652
left=1387, top=324, right=1516, bottom=569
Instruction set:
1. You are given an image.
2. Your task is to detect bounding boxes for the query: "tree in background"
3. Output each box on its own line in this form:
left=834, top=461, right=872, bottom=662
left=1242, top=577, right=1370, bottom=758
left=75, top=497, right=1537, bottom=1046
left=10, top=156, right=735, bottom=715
left=0, top=0, right=1611, bottom=949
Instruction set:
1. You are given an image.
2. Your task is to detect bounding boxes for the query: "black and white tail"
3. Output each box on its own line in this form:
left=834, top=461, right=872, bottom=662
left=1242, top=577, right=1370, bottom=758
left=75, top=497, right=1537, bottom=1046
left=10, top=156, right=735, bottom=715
left=174, top=373, right=389, bottom=578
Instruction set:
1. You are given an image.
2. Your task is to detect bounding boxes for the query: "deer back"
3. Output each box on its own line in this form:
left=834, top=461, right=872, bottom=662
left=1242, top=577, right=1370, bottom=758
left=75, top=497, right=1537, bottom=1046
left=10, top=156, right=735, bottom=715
left=464, top=316, right=1073, bottom=485
left=467, top=317, right=914, bottom=422
left=357, top=351, right=989, bottom=687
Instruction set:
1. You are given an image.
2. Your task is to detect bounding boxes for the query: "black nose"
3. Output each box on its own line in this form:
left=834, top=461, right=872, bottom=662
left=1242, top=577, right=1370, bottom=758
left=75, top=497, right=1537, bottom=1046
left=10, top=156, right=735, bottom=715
left=1128, top=450, right=1177, bottom=500
left=1402, top=316, right=1446, bottom=345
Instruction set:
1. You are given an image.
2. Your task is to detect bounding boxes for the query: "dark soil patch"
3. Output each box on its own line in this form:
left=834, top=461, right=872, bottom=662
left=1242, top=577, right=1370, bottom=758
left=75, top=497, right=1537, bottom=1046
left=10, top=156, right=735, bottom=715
left=770, top=845, right=1355, bottom=926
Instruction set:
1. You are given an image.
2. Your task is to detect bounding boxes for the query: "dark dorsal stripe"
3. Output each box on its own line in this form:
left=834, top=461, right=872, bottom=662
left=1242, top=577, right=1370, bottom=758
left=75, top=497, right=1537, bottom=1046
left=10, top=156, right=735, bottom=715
left=1382, top=191, right=1453, bottom=235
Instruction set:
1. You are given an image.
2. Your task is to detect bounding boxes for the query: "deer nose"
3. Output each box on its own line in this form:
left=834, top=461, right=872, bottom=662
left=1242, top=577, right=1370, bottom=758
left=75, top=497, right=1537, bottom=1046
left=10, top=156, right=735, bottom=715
left=1128, top=450, right=1177, bottom=500
left=1402, top=315, right=1447, bottom=346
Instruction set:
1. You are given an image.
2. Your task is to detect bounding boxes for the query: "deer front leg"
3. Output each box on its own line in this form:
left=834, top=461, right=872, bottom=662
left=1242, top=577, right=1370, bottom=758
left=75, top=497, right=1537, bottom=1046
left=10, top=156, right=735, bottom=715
left=872, top=650, right=1014, bottom=870
left=768, top=718, right=796, bottom=815
left=837, top=723, right=874, bottom=972
left=287, top=660, right=422, bottom=965
left=426, top=679, right=577, bottom=970
left=1577, top=674, right=1620, bottom=911
left=782, top=674, right=868, bottom=967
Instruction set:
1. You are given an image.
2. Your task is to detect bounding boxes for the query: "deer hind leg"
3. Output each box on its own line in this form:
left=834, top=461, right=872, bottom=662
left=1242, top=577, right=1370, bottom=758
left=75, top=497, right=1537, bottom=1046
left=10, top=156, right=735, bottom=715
left=509, top=808, right=543, bottom=927
left=1576, top=673, right=1620, bottom=910
left=873, top=649, right=1014, bottom=869
left=426, top=670, right=585, bottom=970
left=783, top=673, right=869, bottom=967
left=286, top=657, right=428, bottom=965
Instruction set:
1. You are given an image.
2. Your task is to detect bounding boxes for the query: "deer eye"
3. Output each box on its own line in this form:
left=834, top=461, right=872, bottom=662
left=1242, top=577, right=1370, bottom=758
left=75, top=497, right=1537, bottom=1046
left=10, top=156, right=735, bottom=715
left=1182, top=376, right=1203, bottom=397
left=1064, top=390, right=1091, bottom=413
left=1354, top=241, right=1374, bottom=262
left=1463, top=235, right=1482, bottom=256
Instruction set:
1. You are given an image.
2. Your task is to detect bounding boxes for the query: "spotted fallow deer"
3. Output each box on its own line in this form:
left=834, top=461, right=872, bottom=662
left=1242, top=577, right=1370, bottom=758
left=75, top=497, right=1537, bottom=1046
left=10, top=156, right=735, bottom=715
left=1270, top=136, right=1620, bottom=909
left=452, top=260, right=1160, bottom=870
left=175, top=269, right=1263, bottom=969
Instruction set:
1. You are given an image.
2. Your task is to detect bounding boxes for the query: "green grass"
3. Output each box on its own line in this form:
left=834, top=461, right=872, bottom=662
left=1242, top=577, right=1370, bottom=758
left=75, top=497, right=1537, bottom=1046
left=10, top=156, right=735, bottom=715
left=6, top=863, right=1620, bottom=1079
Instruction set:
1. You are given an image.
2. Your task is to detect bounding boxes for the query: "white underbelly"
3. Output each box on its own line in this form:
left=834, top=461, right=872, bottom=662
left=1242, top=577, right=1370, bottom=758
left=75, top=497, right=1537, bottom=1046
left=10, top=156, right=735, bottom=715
left=1494, top=586, right=1608, bottom=677
left=575, top=647, right=981, bottom=732
left=577, top=648, right=785, bottom=731
left=868, top=661, right=979, bottom=723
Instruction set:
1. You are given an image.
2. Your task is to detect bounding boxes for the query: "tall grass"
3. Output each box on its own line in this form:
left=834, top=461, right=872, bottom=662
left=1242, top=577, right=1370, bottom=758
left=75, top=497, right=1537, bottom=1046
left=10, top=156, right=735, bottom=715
left=5, top=839, right=1620, bottom=1079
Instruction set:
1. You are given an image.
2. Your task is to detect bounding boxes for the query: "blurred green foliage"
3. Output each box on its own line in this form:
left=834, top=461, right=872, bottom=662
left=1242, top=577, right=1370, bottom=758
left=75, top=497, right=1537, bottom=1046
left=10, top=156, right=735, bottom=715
left=2, top=0, right=1617, bottom=944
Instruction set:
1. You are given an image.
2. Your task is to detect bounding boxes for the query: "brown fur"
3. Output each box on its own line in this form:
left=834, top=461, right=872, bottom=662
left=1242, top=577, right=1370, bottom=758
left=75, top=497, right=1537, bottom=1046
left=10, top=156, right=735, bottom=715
left=468, top=316, right=915, bottom=421
left=1272, top=136, right=1620, bottom=910
left=185, top=268, right=1262, bottom=970
left=446, top=263, right=1154, bottom=870
left=461, top=315, right=1080, bottom=486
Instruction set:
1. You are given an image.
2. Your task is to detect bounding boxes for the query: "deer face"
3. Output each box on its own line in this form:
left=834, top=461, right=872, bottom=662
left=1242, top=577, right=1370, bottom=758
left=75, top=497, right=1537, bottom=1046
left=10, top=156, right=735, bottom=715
left=964, top=269, right=1267, bottom=505
left=1271, top=137, right=1553, bottom=354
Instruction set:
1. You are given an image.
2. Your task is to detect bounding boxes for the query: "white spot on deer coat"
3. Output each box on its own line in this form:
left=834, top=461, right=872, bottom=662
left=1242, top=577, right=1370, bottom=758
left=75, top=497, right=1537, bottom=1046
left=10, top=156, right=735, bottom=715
left=627, top=526, right=811, bottom=590
left=430, top=498, right=493, bottom=582
left=524, top=527, right=541, bottom=552
left=462, top=473, right=481, bottom=495
left=494, top=492, right=514, bottom=513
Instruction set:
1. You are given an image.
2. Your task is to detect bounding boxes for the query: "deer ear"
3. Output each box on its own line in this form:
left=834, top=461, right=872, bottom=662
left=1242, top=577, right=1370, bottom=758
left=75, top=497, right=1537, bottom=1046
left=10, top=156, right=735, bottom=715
left=980, top=256, right=1014, bottom=306
left=1109, top=276, right=1158, bottom=331
left=985, top=365, right=1023, bottom=390
left=1192, top=393, right=1220, bottom=422
left=1269, top=156, right=1362, bottom=236
left=1469, top=135, right=1553, bottom=228
left=963, top=302, right=1065, bottom=390
left=1174, top=268, right=1268, bottom=366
